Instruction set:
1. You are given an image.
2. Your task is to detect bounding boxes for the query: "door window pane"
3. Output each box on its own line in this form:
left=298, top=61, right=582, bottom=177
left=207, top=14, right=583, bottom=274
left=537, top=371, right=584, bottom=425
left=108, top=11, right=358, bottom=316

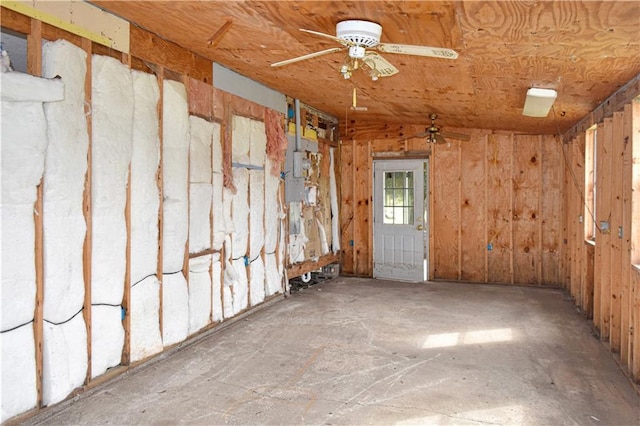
left=383, top=171, right=414, bottom=224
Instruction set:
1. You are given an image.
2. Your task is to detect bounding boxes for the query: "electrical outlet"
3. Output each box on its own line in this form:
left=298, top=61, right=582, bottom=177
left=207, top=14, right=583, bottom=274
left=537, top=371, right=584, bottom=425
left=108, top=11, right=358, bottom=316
left=487, top=243, right=493, bottom=251
left=618, top=226, right=623, bottom=239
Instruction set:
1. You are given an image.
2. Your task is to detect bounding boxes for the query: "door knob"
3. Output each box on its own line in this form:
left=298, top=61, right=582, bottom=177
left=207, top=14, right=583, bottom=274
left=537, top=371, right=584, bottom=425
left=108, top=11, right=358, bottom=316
left=416, top=224, right=424, bottom=231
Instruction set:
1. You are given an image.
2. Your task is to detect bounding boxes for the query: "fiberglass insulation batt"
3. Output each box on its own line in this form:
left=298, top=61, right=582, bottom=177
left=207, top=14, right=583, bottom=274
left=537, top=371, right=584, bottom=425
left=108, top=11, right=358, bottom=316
left=264, top=157, right=282, bottom=296
left=162, top=80, right=190, bottom=345
left=130, top=70, right=162, bottom=362
left=0, top=70, right=63, bottom=421
left=40, top=40, right=90, bottom=406
left=188, top=255, right=212, bottom=334
left=211, top=253, right=224, bottom=322
left=249, top=120, right=267, bottom=304
left=211, top=122, right=225, bottom=250
left=90, top=54, right=133, bottom=378
left=189, top=116, right=213, bottom=254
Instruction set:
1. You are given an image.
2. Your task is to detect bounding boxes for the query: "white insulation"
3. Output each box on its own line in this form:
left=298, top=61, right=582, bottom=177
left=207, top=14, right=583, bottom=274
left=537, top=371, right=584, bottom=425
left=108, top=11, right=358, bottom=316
left=264, top=158, right=280, bottom=254
left=249, top=170, right=265, bottom=258
left=212, top=123, right=225, bottom=250
left=232, top=258, right=249, bottom=314
left=162, top=273, right=189, bottom=346
left=130, top=71, right=160, bottom=283
left=250, top=119, right=266, bottom=166
left=265, top=253, right=282, bottom=297
left=0, top=70, right=62, bottom=422
left=249, top=257, right=265, bottom=306
left=130, top=276, right=163, bottom=362
left=1, top=327, right=37, bottom=422
left=189, top=184, right=212, bottom=253
left=162, top=80, right=190, bottom=273
left=232, top=115, right=250, bottom=163
left=41, top=40, right=88, bottom=325
left=42, top=314, right=88, bottom=406
left=90, top=54, right=134, bottom=378
left=211, top=254, right=223, bottom=322
left=231, top=168, right=249, bottom=259
left=188, top=256, right=212, bottom=334
left=189, top=116, right=213, bottom=253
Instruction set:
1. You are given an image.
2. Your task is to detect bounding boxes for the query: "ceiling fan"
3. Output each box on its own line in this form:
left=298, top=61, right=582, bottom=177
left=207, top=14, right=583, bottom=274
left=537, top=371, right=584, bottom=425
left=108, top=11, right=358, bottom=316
left=271, top=20, right=458, bottom=80
left=401, top=114, right=471, bottom=144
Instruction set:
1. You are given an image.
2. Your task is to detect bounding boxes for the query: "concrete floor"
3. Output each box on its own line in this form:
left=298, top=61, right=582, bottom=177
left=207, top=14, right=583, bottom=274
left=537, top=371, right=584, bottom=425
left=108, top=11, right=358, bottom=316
left=26, top=278, right=639, bottom=425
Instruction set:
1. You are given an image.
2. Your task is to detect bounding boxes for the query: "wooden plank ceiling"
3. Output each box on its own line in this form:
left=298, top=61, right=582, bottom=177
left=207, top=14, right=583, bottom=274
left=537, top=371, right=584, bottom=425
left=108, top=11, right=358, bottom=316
left=91, top=1, right=640, bottom=134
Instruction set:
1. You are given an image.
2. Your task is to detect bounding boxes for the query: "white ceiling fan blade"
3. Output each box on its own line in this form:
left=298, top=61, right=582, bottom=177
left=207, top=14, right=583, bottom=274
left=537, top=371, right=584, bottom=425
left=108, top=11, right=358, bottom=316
left=271, top=47, right=344, bottom=67
left=363, top=52, right=399, bottom=77
left=300, top=28, right=350, bottom=46
left=376, top=43, right=458, bottom=59
left=441, top=131, right=471, bottom=141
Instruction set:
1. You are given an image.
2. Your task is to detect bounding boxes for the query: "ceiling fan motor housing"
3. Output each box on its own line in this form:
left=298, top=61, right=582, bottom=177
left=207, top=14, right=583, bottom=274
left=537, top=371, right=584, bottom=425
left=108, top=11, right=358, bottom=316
left=336, top=20, right=382, bottom=47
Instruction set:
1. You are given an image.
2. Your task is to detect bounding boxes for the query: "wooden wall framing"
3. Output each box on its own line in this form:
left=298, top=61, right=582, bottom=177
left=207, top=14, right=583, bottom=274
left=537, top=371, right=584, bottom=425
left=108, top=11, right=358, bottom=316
left=563, top=98, right=640, bottom=384
left=340, top=124, right=563, bottom=286
left=0, top=7, right=288, bottom=418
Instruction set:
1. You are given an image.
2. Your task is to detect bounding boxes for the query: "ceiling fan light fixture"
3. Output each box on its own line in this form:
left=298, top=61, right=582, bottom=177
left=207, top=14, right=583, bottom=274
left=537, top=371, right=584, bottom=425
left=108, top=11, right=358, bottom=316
left=522, top=87, right=557, bottom=117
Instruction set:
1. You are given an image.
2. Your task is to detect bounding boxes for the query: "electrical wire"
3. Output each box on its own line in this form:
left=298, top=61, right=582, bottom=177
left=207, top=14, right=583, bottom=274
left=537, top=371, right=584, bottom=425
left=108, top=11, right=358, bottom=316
left=1, top=319, right=34, bottom=334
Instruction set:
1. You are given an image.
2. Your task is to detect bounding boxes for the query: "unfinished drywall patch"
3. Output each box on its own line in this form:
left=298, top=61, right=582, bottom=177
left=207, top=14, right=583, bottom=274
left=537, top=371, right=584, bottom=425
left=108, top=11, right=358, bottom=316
left=41, top=40, right=88, bottom=325
left=188, top=256, right=212, bottom=334
left=131, top=70, right=160, bottom=283
left=162, top=273, right=189, bottom=346
left=130, top=276, right=162, bottom=362
left=42, top=313, right=88, bottom=406
left=90, top=54, right=133, bottom=378
left=0, top=70, right=62, bottom=422
left=163, top=79, right=190, bottom=272
left=211, top=254, right=223, bottom=322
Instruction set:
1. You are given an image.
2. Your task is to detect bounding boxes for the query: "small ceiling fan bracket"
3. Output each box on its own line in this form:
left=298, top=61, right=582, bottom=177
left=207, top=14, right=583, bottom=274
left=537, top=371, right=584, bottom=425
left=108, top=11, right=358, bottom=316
left=336, top=20, right=382, bottom=47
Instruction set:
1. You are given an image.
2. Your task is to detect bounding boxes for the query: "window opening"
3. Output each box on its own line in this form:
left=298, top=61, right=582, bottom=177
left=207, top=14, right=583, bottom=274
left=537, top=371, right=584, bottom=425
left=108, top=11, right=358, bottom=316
left=383, top=171, right=414, bottom=225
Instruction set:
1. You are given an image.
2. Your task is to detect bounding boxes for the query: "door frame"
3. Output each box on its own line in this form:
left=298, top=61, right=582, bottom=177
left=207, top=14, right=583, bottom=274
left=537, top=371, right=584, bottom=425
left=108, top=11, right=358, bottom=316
left=372, top=158, right=429, bottom=281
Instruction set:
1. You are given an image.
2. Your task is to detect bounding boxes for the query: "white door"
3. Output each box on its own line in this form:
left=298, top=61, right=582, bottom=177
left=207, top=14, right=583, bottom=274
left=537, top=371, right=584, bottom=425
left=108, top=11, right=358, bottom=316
left=373, top=159, right=428, bottom=281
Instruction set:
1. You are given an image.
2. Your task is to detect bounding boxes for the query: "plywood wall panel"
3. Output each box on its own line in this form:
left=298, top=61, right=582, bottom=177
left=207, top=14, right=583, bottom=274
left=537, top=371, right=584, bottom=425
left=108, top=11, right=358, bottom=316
left=486, top=134, right=513, bottom=283
left=609, top=112, right=625, bottom=352
left=620, top=104, right=634, bottom=367
left=432, top=142, right=460, bottom=280
left=571, top=136, right=587, bottom=305
left=512, top=135, right=541, bottom=284
left=632, top=268, right=640, bottom=380
left=340, top=141, right=355, bottom=274
left=541, top=136, right=562, bottom=286
left=353, top=142, right=372, bottom=275
left=187, top=78, right=213, bottom=118
left=596, top=120, right=613, bottom=339
left=460, top=136, right=486, bottom=282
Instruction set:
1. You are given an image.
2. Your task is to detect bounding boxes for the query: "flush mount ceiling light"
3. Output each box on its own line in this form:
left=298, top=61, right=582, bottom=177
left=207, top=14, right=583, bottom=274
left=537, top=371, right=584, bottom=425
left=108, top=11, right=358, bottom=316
left=522, top=87, right=557, bottom=117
